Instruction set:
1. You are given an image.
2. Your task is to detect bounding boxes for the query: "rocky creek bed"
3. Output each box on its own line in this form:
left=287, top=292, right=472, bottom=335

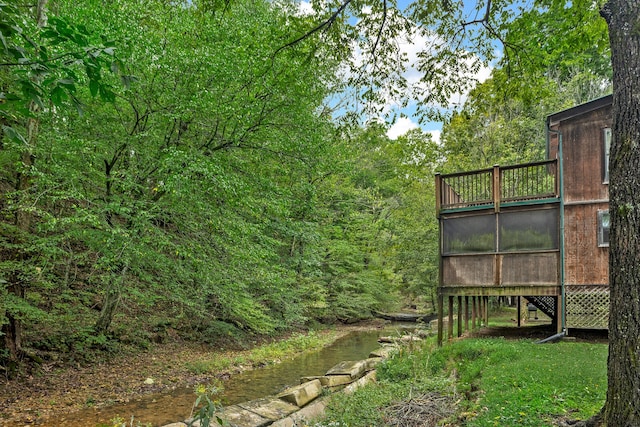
left=0, top=321, right=393, bottom=426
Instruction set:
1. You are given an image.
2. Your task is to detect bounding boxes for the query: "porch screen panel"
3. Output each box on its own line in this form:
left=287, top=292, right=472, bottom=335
left=442, top=214, right=495, bottom=254
left=498, top=208, right=559, bottom=251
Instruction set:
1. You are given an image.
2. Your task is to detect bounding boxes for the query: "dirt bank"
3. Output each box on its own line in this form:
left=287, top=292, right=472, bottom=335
left=0, top=322, right=386, bottom=426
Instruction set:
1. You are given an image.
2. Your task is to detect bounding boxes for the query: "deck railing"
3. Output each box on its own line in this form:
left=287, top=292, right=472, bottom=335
left=436, top=159, right=558, bottom=213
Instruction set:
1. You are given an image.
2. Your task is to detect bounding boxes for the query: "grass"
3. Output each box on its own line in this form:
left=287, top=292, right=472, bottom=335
left=315, top=313, right=607, bottom=427
left=185, top=329, right=338, bottom=374
left=474, top=340, right=606, bottom=426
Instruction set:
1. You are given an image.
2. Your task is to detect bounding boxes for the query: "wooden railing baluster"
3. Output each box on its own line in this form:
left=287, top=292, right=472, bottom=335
left=438, top=159, right=559, bottom=211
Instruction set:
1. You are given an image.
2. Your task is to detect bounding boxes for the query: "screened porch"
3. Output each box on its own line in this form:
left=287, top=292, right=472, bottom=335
left=435, top=160, right=562, bottom=342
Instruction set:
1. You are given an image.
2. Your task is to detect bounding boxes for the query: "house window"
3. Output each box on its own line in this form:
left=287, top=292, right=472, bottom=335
left=598, top=210, right=610, bottom=247
left=603, top=128, right=611, bottom=184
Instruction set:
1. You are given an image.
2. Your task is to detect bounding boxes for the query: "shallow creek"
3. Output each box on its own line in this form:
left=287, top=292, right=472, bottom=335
left=37, top=323, right=415, bottom=427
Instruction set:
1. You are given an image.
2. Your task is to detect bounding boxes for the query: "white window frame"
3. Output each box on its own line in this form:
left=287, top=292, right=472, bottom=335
left=603, top=128, right=611, bottom=184
left=598, top=209, right=610, bottom=247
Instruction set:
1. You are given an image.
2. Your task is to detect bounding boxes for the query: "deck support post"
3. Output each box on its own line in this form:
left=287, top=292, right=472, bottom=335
left=457, top=296, right=463, bottom=337
left=471, top=296, right=477, bottom=329
left=437, top=294, right=444, bottom=346
left=517, top=296, right=522, bottom=327
left=448, top=296, right=454, bottom=339
left=464, top=296, right=470, bottom=332
left=554, top=296, right=562, bottom=334
left=484, top=296, right=490, bottom=326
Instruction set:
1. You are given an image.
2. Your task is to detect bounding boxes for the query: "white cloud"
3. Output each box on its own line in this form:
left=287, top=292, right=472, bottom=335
left=428, top=129, right=441, bottom=145
left=307, top=5, right=493, bottom=136
left=448, top=58, right=493, bottom=107
left=386, top=118, right=442, bottom=145
left=387, top=117, right=419, bottom=139
left=297, top=1, right=313, bottom=16
left=351, top=21, right=493, bottom=130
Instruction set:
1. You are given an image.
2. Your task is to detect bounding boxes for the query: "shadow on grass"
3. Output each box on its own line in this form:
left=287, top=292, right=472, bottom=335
left=468, top=324, right=608, bottom=343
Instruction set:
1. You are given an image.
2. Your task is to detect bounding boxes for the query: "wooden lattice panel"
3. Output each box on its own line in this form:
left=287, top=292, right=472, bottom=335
left=566, top=286, right=609, bottom=329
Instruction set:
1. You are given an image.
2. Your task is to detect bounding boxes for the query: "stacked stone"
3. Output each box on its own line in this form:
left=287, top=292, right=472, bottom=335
left=164, top=334, right=424, bottom=427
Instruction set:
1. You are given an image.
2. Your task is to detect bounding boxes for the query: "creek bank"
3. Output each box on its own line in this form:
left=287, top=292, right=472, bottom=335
left=1, top=322, right=385, bottom=426
left=166, top=328, right=428, bottom=427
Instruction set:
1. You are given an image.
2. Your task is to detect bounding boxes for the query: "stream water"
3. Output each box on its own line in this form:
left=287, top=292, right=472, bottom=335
left=37, top=323, right=416, bottom=427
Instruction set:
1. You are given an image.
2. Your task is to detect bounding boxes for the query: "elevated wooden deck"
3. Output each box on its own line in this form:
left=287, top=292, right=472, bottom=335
left=436, top=161, right=562, bottom=343
left=436, top=160, right=559, bottom=214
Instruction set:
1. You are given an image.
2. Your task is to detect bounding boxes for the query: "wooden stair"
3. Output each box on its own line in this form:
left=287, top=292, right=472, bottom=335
left=524, top=296, right=556, bottom=319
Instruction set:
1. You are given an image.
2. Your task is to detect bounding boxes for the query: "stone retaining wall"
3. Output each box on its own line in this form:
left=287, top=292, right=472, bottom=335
left=163, top=331, right=424, bottom=427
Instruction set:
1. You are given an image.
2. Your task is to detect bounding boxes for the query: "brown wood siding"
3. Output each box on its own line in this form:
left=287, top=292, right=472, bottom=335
left=442, top=255, right=495, bottom=286
left=437, top=97, right=612, bottom=335
left=564, top=203, right=609, bottom=286
left=442, top=253, right=559, bottom=287
left=549, top=106, right=611, bottom=204
left=548, top=99, right=611, bottom=290
left=500, top=253, right=559, bottom=285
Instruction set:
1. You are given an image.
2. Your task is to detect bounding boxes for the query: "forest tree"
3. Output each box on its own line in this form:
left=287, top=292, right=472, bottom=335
left=293, top=0, right=636, bottom=424
left=601, top=1, right=640, bottom=425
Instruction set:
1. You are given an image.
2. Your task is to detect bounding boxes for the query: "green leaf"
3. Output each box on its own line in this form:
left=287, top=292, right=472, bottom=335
left=57, top=78, right=76, bottom=86
left=98, top=84, right=115, bottom=102
left=0, top=30, right=8, bottom=52
left=2, top=125, right=27, bottom=145
left=89, top=79, right=99, bottom=97
left=50, top=85, right=68, bottom=106
left=66, top=93, right=84, bottom=116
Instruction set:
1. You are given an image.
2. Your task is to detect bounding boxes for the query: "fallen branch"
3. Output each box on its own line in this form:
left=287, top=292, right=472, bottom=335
left=384, top=392, right=456, bottom=427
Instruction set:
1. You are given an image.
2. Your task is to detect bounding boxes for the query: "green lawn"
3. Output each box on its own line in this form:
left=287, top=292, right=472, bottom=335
left=316, top=322, right=607, bottom=427
left=462, top=340, right=606, bottom=426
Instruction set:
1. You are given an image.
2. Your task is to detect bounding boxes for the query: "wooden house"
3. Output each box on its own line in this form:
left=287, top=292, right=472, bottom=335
left=435, top=95, right=612, bottom=344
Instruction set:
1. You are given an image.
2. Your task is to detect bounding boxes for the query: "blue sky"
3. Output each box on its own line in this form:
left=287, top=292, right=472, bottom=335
left=383, top=0, right=496, bottom=142
left=298, top=0, right=497, bottom=143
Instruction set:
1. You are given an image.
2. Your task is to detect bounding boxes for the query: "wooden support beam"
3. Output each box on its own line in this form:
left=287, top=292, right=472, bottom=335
left=437, top=294, right=444, bottom=346
left=464, top=296, right=470, bottom=332
left=448, top=296, right=454, bottom=339
left=435, top=173, right=442, bottom=217
left=517, top=296, right=522, bottom=328
left=457, top=296, right=463, bottom=337
left=472, top=296, right=477, bottom=329
left=493, top=164, right=501, bottom=213
left=555, top=296, right=563, bottom=334
left=439, top=285, right=561, bottom=297
left=484, top=296, right=489, bottom=326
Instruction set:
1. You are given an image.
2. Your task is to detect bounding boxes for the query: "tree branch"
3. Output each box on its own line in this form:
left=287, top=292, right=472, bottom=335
left=273, top=0, right=354, bottom=56
left=462, top=0, right=491, bottom=28
left=459, top=0, right=519, bottom=64
left=371, top=0, right=389, bottom=60
left=0, top=48, right=104, bottom=68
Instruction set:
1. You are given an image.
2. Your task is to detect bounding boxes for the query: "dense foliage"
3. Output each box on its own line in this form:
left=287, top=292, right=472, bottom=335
left=440, top=0, right=611, bottom=172
left=0, top=0, right=613, bottom=378
left=1, top=0, right=440, bottom=370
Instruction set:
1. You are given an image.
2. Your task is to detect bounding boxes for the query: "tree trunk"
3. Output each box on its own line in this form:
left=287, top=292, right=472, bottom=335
left=2, top=283, right=25, bottom=365
left=94, top=265, right=128, bottom=335
left=1, top=0, right=48, bottom=367
left=602, top=1, right=640, bottom=425
left=94, top=287, right=121, bottom=335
